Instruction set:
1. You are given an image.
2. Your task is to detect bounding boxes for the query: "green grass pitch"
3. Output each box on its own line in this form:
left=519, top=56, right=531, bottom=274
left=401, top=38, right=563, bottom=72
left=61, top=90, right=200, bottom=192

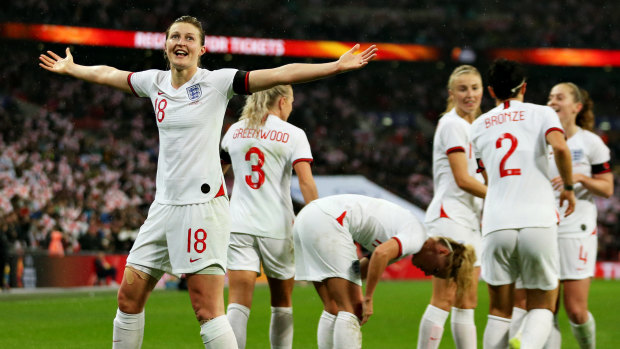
left=1, top=280, right=618, bottom=348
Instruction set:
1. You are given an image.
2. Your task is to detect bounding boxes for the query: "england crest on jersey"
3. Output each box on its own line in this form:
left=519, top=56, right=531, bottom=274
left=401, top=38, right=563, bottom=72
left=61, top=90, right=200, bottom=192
left=186, top=84, right=202, bottom=101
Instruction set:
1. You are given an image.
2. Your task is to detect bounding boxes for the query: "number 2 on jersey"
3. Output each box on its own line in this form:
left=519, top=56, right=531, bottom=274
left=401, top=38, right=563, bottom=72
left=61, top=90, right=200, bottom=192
left=495, top=133, right=521, bottom=177
left=245, top=147, right=265, bottom=189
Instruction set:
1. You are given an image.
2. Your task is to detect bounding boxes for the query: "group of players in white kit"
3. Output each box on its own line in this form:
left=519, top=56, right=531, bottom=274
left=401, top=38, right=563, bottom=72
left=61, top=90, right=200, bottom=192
left=37, top=14, right=613, bottom=349
left=416, top=61, right=612, bottom=349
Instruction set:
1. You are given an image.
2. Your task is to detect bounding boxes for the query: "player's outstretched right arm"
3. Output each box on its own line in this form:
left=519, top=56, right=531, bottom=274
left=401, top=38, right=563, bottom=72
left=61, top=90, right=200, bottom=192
left=39, top=47, right=132, bottom=93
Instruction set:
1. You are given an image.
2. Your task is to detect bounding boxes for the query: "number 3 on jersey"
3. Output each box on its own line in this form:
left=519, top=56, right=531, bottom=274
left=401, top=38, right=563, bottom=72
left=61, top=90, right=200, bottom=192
left=245, top=147, right=265, bottom=189
left=495, top=133, right=521, bottom=177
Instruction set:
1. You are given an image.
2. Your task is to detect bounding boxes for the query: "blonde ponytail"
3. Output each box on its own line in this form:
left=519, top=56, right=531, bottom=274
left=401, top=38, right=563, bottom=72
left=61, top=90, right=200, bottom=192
left=439, top=237, right=477, bottom=299
left=240, top=85, right=292, bottom=130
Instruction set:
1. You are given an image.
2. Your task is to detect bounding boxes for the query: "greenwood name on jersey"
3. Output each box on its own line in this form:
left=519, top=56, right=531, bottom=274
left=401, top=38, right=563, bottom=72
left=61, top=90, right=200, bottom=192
left=221, top=115, right=313, bottom=239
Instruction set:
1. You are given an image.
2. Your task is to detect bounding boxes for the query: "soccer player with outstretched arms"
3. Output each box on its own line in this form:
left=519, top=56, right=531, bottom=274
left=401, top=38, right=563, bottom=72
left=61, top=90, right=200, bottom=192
left=39, top=15, right=376, bottom=349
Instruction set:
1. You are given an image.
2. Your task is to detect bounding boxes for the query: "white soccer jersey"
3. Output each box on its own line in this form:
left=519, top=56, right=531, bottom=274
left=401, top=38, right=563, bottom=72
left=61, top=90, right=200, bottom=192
left=548, top=127, right=611, bottom=236
left=128, top=68, right=249, bottom=205
left=312, top=194, right=427, bottom=258
left=221, top=115, right=313, bottom=239
left=425, top=108, right=483, bottom=230
left=471, top=100, right=564, bottom=235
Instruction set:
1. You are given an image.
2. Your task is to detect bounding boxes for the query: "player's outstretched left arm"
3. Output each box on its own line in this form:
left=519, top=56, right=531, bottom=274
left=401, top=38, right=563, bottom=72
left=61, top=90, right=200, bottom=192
left=39, top=47, right=132, bottom=93
left=248, top=44, right=378, bottom=93
left=361, top=238, right=400, bottom=325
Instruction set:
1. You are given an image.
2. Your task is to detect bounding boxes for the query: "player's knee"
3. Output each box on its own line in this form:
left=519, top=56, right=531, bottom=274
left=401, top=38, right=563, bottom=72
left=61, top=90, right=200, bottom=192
left=270, top=289, right=293, bottom=307
left=271, top=298, right=292, bottom=308
left=194, top=307, right=220, bottom=323
left=430, top=296, right=454, bottom=311
left=117, top=267, right=151, bottom=313
left=564, top=303, right=589, bottom=323
left=117, top=290, right=143, bottom=314
left=455, top=293, right=478, bottom=309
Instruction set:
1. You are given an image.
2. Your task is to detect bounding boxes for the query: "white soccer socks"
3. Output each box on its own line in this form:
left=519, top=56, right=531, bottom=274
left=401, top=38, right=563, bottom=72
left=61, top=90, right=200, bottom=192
left=317, top=310, right=337, bottom=349
left=200, top=315, right=238, bottom=348
left=483, top=314, right=511, bottom=349
left=509, top=306, right=527, bottom=340
left=570, top=312, right=595, bottom=349
left=520, top=309, right=553, bottom=349
left=227, top=303, right=250, bottom=349
left=333, top=311, right=361, bottom=349
left=113, top=309, right=145, bottom=349
left=542, top=314, right=561, bottom=349
left=451, top=307, right=477, bottom=349
left=270, top=306, right=293, bottom=349
left=417, top=304, right=449, bottom=349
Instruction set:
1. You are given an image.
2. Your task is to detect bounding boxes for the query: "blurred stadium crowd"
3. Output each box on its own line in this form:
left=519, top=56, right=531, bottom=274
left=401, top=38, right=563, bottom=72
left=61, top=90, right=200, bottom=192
left=1, top=1, right=620, bottom=261
left=4, top=0, right=620, bottom=48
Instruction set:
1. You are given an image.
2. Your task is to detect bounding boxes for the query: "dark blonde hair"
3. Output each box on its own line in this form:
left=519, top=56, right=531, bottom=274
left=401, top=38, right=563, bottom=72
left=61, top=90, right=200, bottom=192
left=165, top=15, right=205, bottom=46
left=240, top=85, right=292, bottom=130
left=163, top=16, right=205, bottom=68
left=443, top=65, right=482, bottom=116
left=556, top=82, right=595, bottom=131
left=438, top=237, right=477, bottom=299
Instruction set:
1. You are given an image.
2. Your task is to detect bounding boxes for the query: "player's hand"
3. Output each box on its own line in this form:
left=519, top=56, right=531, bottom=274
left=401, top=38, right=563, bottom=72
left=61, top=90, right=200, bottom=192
left=560, top=189, right=576, bottom=217
left=361, top=296, right=373, bottom=325
left=550, top=176, right=564, bottom=191
left=39, top=47, right=74, bottom=75
left=337, top=44, right=378, bottom=72
left=551, top=174, right=583, bottom=191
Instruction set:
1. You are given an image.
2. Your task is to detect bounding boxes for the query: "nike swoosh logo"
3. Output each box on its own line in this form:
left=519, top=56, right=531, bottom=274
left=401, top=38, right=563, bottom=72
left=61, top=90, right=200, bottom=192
left=430, top=337, right=439, bottom=340
left=190, top=258, right=201, bottom=263
left=158, top=91, right=164, bottom=95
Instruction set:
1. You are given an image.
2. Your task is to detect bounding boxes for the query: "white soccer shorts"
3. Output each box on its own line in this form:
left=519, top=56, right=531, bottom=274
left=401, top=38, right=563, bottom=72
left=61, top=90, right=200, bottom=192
left=426, top=218, right=482, bottom=267
left=481, top=226, right=559, bottom=290
left=126, top=196, right=231, bottom=277
left=293, top=203, right=362, bottom=286
left=558, top=233, right=597, bottom=280
left=227, top=232, right=295, bottom=280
